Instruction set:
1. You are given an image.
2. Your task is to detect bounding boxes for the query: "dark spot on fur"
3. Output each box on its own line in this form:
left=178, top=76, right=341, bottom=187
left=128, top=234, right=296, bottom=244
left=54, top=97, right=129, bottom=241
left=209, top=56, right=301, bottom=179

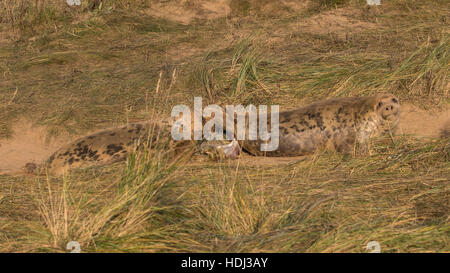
left=313, top=112, right=325, bottom=131
left=335, top=107, right=345, bottom=123
left=68, top=158, right=74, bottom=165
left=73, top=145, right=90, bottom=157
left=290, top=124, right=301, bottom=132
left=298, top=117, right=311, bottom=128
left=87, top=136, right=96, bottom=139
left=280, top=127, right=289, bottom=135
left=109, top=132, right=116, bottom=136
left=76, top=140, right=85, bottom=147
left=106, top=144, right=124, bottom=155
left=48, top=154, right=55, bottom=165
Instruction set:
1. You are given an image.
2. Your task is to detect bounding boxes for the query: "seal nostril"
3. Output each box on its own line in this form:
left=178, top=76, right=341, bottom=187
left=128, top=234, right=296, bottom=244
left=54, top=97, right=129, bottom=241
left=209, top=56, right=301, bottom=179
left=390, top=106, right=393, bottom=110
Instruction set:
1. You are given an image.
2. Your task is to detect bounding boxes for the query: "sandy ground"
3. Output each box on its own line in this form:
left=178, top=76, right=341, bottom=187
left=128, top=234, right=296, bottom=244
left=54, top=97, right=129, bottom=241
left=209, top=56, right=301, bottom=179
left=399, top=104, right=449, bottom=138
left=145, top=0, right=232, bottom=25
left=0, top=103, right=447, bottom=175
left=0, top=121, right=68, bottom=174
left=144, top=0, right=310, bottom=24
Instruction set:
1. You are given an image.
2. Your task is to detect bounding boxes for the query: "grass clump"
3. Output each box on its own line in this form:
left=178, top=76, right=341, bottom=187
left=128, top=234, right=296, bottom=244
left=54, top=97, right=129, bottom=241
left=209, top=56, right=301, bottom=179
left=384, top=37, right=449, bottom=100
left=191, top=36, right=273, bottom=106
left=31, top=137, right=187, bottom=252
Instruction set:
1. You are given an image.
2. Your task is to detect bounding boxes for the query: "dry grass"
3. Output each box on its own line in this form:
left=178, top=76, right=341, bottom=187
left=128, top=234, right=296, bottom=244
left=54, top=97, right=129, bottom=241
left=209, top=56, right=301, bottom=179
left=0, top=0, right=449, bottom=252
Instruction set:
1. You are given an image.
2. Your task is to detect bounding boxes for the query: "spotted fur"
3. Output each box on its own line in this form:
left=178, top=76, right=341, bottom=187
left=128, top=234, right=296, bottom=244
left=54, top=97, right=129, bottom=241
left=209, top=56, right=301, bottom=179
left=26, top=120, right=187, bottom=175
left=238, top=94, right=400, bottom=156
left=26, top=94, right=400, bottom=174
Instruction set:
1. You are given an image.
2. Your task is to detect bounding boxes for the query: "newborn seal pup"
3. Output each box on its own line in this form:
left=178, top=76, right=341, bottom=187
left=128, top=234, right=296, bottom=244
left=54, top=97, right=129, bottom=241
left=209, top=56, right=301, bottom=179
left=239, top=93, right=400, bottom=156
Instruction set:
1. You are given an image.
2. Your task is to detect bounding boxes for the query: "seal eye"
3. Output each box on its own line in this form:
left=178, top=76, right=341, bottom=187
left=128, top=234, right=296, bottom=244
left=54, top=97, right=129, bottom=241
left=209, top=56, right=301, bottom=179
left=392, top=98, right=398, bottom=103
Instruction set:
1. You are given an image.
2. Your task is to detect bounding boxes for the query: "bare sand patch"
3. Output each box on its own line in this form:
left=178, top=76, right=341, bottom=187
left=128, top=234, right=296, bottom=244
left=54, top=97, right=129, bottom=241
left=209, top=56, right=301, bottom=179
left=0, top=121, right=68, bottom=175
left=145, top=0, right=231, bottom=25
left=399, top=103, right=450, bottom=138
left=145, top=0, right=310, bottom=25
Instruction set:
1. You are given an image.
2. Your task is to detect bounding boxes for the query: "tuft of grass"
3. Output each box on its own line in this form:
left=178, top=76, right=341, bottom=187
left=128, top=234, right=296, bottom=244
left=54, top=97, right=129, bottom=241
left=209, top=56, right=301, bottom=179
left=35, top=175, right=78, bottom=250
left=384, top=37, right=449, bottom=100
left=231, top=37, right=266, bottom=99
left=262, top=35, right=449, bottom=104
left=192, top=53, right=224, bottom=104
left=191, top=36, right=273, bottom=106
left=192, top=166, right=270, bottom=237
left=31, top=134, right=188, bottom=252
left=0, top=0, right=151, bottom=34
left=319, top=0, right=351, bottom=9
